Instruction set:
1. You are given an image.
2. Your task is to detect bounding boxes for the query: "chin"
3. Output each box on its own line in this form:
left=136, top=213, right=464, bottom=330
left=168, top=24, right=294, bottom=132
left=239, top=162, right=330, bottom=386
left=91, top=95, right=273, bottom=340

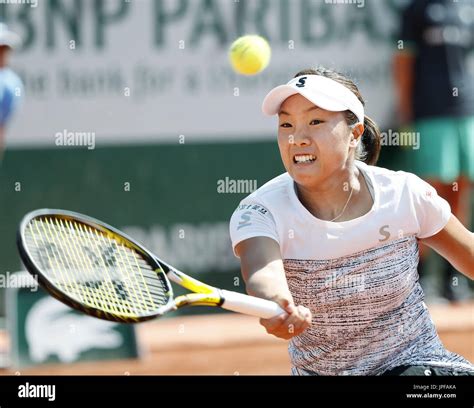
left=289, top=171, right=320, bottom=188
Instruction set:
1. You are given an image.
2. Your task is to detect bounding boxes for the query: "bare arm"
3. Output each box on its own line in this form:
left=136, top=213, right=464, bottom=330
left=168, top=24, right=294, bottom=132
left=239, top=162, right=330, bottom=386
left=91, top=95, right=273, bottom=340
left=236, top=236, right=292, bottom=303
left=420, top=215, right=474, bottom=279
left=235, top=236, right=311, bottom=339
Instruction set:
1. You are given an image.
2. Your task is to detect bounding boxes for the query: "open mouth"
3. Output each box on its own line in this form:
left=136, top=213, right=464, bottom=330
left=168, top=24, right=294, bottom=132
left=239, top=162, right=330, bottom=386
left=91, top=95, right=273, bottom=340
left=293, top=154, right=317, bottom=164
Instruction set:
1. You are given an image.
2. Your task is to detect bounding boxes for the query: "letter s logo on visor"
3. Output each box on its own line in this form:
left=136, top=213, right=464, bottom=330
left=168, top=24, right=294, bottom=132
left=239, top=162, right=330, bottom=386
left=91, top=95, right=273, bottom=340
left=296, top=77, right=307, bottom=88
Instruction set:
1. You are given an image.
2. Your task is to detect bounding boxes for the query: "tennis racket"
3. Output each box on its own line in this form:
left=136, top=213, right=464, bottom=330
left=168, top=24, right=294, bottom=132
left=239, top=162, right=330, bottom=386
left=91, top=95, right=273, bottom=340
left=17, top=209, right=284, bottom=323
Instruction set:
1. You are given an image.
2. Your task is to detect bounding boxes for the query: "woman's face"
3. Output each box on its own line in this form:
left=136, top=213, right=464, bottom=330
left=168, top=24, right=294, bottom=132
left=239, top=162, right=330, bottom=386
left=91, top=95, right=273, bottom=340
left=277, top=94, right=358, bottom=189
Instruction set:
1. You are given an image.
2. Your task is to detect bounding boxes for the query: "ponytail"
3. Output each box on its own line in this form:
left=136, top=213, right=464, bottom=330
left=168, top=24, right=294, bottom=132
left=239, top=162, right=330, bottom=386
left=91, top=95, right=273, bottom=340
left=358, top=115, right=381, bottom=166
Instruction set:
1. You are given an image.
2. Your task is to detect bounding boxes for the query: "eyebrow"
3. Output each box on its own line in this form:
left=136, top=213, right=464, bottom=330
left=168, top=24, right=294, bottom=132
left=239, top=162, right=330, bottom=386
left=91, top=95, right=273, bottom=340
left=279, top=106, right=321, bottom=116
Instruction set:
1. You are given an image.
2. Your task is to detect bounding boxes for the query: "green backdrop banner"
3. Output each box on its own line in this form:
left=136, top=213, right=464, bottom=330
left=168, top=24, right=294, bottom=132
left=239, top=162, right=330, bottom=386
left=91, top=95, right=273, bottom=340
left=0, top=140, right=287, bottom=314
left=0, top=139, right=403, bottom=315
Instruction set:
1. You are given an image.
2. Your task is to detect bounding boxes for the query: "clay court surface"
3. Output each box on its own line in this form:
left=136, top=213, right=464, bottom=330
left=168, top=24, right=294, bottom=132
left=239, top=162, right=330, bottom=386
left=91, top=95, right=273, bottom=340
left=0, top=302, right=472, bottom=375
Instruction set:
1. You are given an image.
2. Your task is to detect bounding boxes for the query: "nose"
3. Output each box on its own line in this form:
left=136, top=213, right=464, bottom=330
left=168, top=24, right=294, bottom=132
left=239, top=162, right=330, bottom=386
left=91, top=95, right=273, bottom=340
left=292, top=128, right=311, bottom=147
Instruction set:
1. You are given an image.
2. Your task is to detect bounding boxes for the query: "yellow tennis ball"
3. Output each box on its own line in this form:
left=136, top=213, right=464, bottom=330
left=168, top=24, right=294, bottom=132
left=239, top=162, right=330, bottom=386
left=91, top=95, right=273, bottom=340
left=229, top=35, right=271, bottom=76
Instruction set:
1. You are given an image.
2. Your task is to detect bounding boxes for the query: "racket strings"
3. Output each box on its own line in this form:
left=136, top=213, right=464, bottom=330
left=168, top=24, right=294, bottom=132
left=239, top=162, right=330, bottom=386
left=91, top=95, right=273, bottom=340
left=24, top=217, right=170, bottom=317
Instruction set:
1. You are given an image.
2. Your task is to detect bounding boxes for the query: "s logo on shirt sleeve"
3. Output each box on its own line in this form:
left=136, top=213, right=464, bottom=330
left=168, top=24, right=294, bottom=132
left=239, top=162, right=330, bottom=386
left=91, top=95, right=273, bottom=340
left=237, top=211, right=252, bottom=230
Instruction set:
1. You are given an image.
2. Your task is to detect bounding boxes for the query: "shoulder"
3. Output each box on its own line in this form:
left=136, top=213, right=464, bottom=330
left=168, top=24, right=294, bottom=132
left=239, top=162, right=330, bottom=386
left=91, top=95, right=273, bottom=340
left=229, top=172, right=292, bottom=227
left=360, top=162, right=448, bottom=218
left=229, top=174, right=289, bottom=250
left=358, top=160, right=413, bottom=189
left=242, top=172, right=292, bottom=206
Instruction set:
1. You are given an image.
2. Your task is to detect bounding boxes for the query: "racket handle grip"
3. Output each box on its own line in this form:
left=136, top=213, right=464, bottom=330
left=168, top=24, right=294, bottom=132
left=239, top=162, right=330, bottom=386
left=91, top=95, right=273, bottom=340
left=220, top=289, right=285, bottom=319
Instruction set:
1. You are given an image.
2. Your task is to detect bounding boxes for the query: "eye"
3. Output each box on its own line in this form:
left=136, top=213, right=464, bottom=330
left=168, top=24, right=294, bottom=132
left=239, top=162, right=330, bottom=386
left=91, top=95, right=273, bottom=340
left=280, top=123, right=292, bottom=128
left=310, top=119, right=323, bottom=125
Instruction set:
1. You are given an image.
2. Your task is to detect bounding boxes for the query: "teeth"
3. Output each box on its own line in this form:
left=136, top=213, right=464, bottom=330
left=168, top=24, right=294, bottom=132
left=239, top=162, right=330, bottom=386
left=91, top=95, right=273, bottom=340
left=294, top=155, right=316, bottom=163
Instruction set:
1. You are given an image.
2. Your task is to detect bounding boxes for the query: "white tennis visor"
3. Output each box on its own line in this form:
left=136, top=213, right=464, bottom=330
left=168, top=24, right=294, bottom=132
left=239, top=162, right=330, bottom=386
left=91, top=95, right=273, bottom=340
left=262, top=75, right=365, bottom=124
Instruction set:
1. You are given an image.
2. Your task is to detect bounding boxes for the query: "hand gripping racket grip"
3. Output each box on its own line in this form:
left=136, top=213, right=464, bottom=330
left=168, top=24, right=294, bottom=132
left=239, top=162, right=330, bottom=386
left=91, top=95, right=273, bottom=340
left=219, top=290, right=285, bottom=319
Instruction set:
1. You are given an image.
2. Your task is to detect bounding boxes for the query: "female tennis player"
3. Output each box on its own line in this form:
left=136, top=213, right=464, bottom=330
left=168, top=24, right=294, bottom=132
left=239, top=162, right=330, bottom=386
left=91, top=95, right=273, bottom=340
left=229, top=67, right=474, bottom=376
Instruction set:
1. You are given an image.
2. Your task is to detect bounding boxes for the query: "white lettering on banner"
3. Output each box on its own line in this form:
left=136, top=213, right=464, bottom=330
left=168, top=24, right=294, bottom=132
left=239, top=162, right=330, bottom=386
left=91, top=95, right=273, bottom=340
left=0, top=0, right=37, bottom=7
left=122, top=222, right=239, bottom=273
left=6, top=0, right=403, bottom=147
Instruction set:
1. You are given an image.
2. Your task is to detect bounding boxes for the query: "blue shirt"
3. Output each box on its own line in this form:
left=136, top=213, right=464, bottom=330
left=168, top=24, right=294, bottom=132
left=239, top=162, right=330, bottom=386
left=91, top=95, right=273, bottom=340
left=0, top=68, right=23, bottom=126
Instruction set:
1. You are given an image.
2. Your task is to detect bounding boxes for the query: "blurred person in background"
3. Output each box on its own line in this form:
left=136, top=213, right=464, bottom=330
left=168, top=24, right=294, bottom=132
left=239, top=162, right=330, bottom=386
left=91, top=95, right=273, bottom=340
left=0, top=23, right=23, bottom=160
left=394, top=0, right=474, bottom=302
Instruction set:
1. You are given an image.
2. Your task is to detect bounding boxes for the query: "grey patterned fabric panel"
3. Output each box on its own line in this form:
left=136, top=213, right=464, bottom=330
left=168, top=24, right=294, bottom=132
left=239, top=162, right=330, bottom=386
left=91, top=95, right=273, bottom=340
left=284, top=236, right=474, bottom=375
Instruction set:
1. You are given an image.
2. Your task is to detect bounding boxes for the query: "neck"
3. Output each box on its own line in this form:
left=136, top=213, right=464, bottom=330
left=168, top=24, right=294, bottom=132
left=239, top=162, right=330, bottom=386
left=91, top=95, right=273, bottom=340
left=295, top=162, right=362, bottom=222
